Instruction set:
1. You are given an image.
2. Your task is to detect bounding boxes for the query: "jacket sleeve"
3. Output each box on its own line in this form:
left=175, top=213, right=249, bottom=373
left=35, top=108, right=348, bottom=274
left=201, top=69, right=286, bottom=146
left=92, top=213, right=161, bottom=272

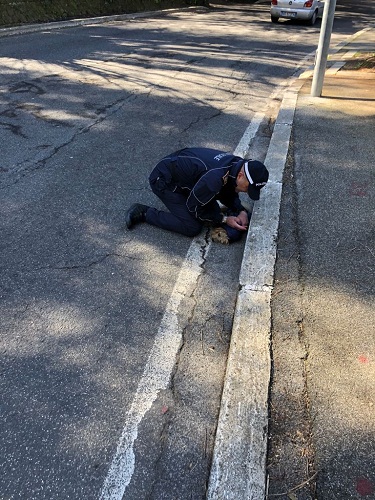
left=186, top=170, right=224, bottom=223
left=218, top=186, right=245, bottom=214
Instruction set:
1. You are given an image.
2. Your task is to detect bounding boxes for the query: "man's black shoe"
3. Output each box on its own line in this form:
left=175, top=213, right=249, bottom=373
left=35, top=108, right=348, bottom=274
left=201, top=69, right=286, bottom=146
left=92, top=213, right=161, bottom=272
left=125, top=203, right=150, bottom=229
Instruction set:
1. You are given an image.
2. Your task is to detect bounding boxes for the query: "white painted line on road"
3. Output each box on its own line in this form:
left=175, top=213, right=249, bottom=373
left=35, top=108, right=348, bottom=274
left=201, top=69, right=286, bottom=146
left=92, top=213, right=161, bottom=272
left=234, top=112, right=265, bottom=158
left=207, top=84, right=301, bottom=500
left=99, top=233, right=209, bottom=500
left=100, top=110, right=266, bottom=498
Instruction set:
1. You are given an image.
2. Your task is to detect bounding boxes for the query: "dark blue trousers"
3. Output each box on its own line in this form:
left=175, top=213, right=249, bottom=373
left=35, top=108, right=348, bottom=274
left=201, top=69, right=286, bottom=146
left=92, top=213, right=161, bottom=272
left=145, top=166, right=244, bottom=241
left=146, top=176, right=203, bottom=237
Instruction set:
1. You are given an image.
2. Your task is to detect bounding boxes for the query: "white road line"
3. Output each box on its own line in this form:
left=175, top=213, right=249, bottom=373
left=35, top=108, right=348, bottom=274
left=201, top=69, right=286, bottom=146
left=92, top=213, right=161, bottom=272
left=99, top=114, right=265, bottom=499
left=234, top=112, right=265, bottom=158
left=100, top=233, right=209, bottom=499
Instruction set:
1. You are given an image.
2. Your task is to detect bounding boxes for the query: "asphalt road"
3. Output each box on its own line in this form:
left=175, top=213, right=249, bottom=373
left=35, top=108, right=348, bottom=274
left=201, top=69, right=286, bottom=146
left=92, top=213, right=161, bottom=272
left=0, top=1, right=370, bottom=498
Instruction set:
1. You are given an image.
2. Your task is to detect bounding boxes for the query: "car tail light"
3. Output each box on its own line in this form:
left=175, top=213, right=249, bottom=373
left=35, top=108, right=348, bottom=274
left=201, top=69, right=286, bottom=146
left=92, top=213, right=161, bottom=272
left=271, top=0, right=278, bottom=4
left=304, top=0, right=313, bottom=6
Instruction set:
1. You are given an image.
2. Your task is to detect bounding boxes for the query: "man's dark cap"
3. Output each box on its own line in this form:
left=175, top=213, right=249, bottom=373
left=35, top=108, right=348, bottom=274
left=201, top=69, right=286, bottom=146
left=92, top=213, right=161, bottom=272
left=244, top=160, right=269, bottom=200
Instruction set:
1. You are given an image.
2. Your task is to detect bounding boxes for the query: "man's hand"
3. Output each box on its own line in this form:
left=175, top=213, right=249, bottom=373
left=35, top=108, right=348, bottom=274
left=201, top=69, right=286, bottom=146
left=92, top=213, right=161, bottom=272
left=226, top=210, right=248, bottom=231
left=237, top=210, right=249, bottom=227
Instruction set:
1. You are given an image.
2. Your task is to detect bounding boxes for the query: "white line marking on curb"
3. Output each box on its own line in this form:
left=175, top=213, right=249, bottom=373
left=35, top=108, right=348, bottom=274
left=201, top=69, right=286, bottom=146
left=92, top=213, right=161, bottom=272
left=99, top=234, right=209, bottom=500
left=207, top=85, right=300, bottom=500
left=299, top=26, right=374, bottom=79
left=0, top=7, right=199, bottom=37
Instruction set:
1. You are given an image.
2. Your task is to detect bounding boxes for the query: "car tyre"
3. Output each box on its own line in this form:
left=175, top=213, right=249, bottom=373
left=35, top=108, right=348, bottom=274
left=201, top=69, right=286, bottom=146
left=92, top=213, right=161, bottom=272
left=308, top=10, right=317, bottom=25
left=271, top=15, right=279, bottom=23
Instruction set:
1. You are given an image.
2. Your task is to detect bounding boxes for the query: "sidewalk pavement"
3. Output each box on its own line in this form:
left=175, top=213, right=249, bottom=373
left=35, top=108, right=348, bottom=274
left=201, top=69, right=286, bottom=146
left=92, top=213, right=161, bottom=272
left=267, top=28, right=375, bottom=499
left=208, top=26, right=374, bottom=500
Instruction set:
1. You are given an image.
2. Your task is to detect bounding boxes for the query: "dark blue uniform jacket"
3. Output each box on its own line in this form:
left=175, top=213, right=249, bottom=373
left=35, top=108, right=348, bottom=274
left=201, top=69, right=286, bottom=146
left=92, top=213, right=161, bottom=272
left=150, top=147, right=246, bottom=224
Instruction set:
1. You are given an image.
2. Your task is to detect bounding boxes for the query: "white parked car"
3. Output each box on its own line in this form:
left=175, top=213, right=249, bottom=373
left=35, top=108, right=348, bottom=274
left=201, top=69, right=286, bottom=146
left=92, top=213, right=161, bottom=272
left=270, top=0, right=324, bottom=25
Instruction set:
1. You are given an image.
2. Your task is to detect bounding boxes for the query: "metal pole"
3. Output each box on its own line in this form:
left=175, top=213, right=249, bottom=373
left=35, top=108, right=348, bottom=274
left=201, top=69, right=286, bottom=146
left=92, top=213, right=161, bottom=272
left=311, top=0, right=337, bottom=97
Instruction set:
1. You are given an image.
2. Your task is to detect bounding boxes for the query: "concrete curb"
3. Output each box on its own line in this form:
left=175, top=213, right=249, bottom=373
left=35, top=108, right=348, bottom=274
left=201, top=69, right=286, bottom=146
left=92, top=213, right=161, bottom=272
left=207, top=82, right=301, bottom=500
left=299, top=25, right=374, bottom=78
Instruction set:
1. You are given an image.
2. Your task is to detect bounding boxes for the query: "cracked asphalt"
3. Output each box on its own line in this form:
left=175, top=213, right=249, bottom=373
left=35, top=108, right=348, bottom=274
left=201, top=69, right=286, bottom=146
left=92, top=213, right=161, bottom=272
left=0, top=2, right=369, bottom=498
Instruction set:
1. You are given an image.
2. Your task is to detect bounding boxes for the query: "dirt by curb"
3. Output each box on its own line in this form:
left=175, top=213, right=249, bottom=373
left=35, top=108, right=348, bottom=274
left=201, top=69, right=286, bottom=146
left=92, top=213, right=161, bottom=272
left=266, top=142, right=317, bottom=500
left=341, top=52, right=375, bottom=71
